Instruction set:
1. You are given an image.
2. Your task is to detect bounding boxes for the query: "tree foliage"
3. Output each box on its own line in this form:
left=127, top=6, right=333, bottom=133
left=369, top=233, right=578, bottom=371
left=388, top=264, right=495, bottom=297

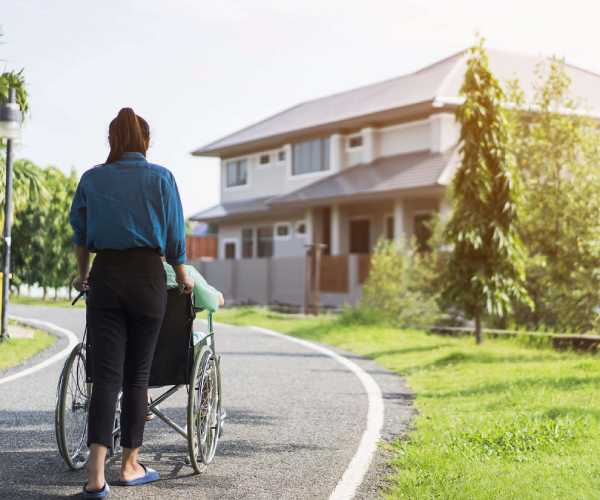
left=506, top=59, right=600, bottom=332
left=352, top=239, right=442, bottom=328
left=443, top=40, right=531, bottom=343
left=11, top=163, right=78, bottom=297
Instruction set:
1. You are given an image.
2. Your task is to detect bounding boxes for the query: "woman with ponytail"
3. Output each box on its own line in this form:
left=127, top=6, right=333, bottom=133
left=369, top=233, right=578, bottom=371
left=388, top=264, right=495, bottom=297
left=69, top=107, right=193, bottom=497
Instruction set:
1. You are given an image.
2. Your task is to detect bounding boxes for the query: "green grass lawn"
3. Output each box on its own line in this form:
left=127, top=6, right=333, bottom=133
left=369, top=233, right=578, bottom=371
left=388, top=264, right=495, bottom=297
left=214, top=307, right=600, bottom=500
left=0, top=330, right=55, bottom=371
left=10, top=295, right=85, bottom=308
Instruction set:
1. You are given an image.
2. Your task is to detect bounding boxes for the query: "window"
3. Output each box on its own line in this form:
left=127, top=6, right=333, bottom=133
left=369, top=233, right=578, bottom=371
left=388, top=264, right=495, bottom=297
left=414, top=213, right=433, bottom=252
left=224, top=241, right=236, bottom=259
left=225, top=159, right=248, bottom=187
left=257, top=226, right=274, bottom=258
left=278, top=150, right=286, bottom=162
left=348, top=135, right=363, bottom=149
left=242, top=228, right=254, bottom=258
left=259, top=154, right=271, bottom=165
left=295, top=221, right=307, bottom=237
left=275, top=223, right=291, bottom=240
left=292, top=138, right=330, bottom=175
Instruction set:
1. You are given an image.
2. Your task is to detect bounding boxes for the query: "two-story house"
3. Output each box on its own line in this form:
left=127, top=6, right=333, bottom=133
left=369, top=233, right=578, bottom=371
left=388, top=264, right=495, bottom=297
left=190, top=49, right=600, bottom=308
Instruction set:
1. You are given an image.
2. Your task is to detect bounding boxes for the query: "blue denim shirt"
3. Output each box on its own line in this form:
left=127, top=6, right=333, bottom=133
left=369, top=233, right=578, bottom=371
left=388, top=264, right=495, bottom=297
left=69, top=152, right=186, bottom=265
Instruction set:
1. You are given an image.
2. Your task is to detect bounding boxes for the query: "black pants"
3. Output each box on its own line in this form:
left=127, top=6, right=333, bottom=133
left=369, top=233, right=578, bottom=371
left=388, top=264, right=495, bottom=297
left=86, top=248, right=167, bottom=449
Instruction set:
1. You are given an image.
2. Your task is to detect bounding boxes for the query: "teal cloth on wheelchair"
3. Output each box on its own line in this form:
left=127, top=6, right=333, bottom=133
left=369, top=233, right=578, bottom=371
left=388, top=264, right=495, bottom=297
left=162, top=263, right=221, bottom=312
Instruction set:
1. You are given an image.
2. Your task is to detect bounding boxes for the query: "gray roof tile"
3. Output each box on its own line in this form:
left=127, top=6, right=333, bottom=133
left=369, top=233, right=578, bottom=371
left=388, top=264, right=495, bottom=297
left=193, top=49, right=600, bottom=157
left=271, top=149, right=457, bottom=206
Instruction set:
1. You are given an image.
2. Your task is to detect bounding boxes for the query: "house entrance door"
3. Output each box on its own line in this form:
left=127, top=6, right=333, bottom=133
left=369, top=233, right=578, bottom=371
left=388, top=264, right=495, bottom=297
left=349, top=219, right=370, bottom=254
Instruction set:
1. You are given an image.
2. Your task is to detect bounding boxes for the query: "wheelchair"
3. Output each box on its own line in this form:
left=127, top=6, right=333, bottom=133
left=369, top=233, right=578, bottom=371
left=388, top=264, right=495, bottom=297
left=54, top=288, right=225, bottom=474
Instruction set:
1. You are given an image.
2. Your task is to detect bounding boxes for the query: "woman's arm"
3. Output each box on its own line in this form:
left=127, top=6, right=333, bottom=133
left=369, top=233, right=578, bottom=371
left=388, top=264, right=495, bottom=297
left=163, top=173, right=192, bottom=293
left=73, top=244, right=90, bottom=291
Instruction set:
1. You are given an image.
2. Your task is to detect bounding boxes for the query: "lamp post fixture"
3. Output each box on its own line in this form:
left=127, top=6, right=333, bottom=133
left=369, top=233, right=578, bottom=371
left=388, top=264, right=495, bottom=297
left=0, top=87, right=22, bottom=342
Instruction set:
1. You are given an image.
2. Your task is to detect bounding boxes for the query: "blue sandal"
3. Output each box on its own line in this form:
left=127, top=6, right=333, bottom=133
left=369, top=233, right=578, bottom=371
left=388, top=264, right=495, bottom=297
left=81, top=482, right=110, bottom=498
left=114, top=464, right=160, bottom=486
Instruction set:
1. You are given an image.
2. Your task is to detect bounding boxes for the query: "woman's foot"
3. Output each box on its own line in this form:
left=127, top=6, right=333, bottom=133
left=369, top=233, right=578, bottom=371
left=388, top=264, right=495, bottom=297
left=120, top=461, right=146, bottom=482
left=82, top=482, right=109, bottom=498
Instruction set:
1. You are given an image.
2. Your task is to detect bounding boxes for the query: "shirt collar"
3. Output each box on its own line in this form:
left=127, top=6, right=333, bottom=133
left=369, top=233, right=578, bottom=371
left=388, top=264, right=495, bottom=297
left=120, top=152, right=146, bottom=161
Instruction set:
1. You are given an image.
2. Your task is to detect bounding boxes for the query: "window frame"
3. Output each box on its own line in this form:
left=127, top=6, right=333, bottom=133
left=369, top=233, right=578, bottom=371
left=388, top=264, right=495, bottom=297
left=224, top=158, right=249, bottom=190
left=274, top=222, right=292, bottom=241
left=241, top=227, right=254, bottom=259
left=291, top=137, right=331, bottom=177
left=222, top=238, right=238, bottom=259
left=256, top=225, right=274, bottom=258
left=346, top=134, right=363, bottom=151
left=258, top=153, right=271, bottom=166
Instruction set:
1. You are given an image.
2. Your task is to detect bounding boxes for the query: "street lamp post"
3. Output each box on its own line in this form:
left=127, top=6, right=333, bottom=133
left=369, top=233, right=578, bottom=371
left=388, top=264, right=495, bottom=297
left=0, top=87, right=22, bottom=342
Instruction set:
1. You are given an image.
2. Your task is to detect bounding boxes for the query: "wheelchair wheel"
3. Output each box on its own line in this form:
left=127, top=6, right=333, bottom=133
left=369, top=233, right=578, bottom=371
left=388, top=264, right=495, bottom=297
left=56, top=343, right=90, bottom=470
left=187, top=346, right=221, bottom=473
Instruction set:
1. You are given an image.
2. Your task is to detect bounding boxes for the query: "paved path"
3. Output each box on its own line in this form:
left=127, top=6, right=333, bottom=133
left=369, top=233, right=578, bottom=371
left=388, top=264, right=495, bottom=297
left=0, top=305, right=413, bottom=499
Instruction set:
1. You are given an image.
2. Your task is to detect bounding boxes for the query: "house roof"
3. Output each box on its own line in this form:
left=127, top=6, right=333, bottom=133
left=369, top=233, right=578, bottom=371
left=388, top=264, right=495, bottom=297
left=270, top=149, right=458, bottom=208
left=189, top=196, right=273, bottom=222
left=192, top=49, right=600, bottom=158
left=191, top=149, right=458, bottom=222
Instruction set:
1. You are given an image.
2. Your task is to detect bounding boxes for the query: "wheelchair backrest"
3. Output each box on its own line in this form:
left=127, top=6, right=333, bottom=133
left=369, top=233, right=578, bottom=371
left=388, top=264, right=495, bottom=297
left=148, top=289, right=196, bottom=387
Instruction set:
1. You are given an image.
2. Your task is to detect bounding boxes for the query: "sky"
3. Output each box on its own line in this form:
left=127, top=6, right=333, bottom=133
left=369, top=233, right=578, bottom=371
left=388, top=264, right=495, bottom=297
left=3, top=0, right=600, bottom=217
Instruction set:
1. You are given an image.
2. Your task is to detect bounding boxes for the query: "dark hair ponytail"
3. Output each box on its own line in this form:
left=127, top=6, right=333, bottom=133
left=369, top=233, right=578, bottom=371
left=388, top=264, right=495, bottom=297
left=106, top=107, right=150, bottom=164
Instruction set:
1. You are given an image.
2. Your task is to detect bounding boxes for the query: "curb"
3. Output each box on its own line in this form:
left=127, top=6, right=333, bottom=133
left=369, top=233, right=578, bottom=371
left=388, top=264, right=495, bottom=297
left=0, top=315, right=79, bottom=386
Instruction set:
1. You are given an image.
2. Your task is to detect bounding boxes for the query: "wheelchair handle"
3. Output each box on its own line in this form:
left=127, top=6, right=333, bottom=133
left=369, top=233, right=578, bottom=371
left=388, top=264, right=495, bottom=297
left=72, top=291, right=86, bottom=306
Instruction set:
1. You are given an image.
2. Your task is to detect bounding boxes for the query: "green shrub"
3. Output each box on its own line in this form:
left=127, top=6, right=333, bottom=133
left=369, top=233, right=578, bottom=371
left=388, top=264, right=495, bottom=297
left=353, top=239, right=442, bottom=328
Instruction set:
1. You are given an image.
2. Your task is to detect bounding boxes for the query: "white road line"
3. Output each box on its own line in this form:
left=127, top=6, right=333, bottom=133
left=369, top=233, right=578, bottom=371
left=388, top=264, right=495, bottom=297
left=0, top=315, right=79, bottom=386
left=247, top=325, right=384, bottom=500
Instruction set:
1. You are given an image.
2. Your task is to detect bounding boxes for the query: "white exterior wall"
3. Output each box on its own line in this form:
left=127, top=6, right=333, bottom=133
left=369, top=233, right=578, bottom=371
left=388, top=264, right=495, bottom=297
left=218, top=112, right=459, bottom=206
left=217, top=215, right=308, bottom=260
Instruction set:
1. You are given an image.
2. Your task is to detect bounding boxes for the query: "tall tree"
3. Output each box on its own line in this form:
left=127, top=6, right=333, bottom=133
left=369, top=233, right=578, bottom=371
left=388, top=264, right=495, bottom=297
left=443, top=40, right=531, bottom=344
left=506, top=59, right=600, bottom=332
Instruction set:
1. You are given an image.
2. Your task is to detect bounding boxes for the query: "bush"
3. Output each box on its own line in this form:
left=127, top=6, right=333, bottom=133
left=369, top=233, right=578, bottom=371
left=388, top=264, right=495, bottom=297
left=351, top=239, right=442, bottom=328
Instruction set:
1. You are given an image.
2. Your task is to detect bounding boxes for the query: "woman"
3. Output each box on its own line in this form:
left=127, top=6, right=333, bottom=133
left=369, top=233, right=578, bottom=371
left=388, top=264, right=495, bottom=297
left=69, top=107, right=193, bottom=498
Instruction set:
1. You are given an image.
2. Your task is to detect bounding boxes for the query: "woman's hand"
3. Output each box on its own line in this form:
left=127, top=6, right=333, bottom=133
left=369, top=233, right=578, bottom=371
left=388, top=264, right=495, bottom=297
left=174, top=264, right=194, bottom=294
left=177, top=275, right=194, bottom=294
left=73, top=275, right=89, bottom=292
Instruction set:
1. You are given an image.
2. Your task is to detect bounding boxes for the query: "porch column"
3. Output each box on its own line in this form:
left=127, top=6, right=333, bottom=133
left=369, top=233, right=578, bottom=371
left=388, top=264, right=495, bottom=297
left=330, top=204, right=341, bottom=255
left=439, top=196, right=451, bottom=223
left=393, top=199, right=405, bottom=249
left=305, top=208, right=314, bottom=245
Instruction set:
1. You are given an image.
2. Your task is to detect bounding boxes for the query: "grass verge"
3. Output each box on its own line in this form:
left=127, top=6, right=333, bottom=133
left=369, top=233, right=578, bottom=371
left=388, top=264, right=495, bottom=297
left=10, top=296, right=84, bottom=308
left=214, top=307, right=600, bottom=500
left=0, top=329, right=55, bottom=371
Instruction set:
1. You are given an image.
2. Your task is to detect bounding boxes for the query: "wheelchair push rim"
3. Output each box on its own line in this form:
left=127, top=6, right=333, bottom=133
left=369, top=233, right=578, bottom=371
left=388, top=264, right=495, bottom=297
left=187, top=346, right=221, bottom=473
left=55, top=343, right=90, bottom=470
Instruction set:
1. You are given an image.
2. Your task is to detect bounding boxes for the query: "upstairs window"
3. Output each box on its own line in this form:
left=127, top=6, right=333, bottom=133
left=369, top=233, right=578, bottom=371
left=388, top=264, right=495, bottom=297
left=225, top=159, right=248, bottom=187
left=259, top=154, right=271, bottom=165
left=278, top=150, right=286, bottom=162
left=292, top=138, right=330, bottom=175
left=347, top=135, right=363, bottom=149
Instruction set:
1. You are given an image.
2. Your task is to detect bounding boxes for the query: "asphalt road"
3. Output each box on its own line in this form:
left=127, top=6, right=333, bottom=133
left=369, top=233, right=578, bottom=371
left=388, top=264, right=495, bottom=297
left=0, top=305, right=413, bottom=499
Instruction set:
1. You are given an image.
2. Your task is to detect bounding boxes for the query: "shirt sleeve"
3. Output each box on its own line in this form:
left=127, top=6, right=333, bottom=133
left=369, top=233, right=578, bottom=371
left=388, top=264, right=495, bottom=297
left=164, top=173, right=186, bottom=266
left=69, top=176, right=87, bottom=246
